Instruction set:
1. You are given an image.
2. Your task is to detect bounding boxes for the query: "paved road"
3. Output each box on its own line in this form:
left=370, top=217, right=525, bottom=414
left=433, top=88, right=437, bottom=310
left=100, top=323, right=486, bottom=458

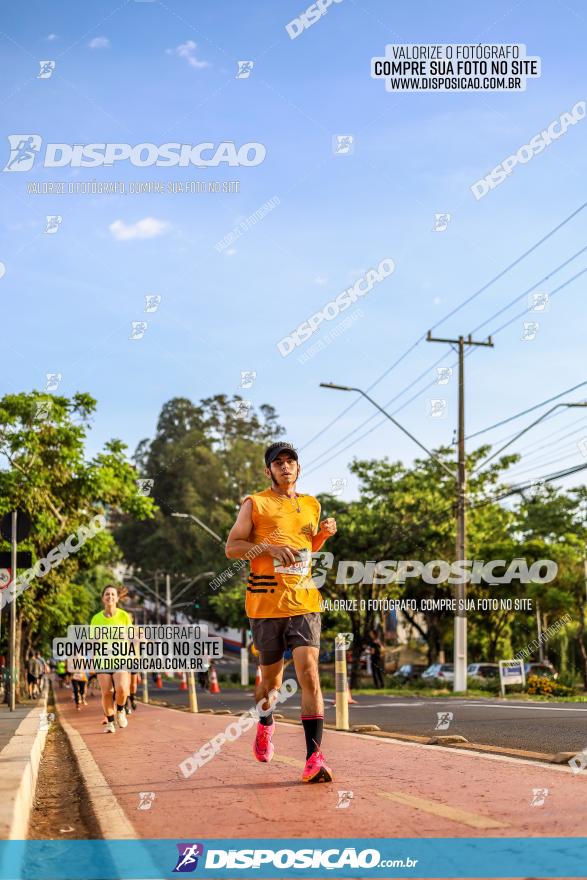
left=149, top=680, right=587, bottom=755
left=52, top=687, right=587, bottom=846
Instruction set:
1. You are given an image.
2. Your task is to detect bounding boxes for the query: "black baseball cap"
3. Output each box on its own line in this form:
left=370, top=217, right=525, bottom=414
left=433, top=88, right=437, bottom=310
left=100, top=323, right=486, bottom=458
left=264, top=442, right=299, bottom=467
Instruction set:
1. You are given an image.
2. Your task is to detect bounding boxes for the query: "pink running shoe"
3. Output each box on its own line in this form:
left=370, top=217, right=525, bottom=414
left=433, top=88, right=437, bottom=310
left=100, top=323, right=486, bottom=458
left=253, top=721, right=275, bottom=763
left=301, top=749, right=333, bottom=783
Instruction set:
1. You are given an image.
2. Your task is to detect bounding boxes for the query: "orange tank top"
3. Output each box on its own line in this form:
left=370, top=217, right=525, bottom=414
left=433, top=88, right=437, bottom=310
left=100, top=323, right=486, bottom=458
left=243, top=487, right=322, bottom=619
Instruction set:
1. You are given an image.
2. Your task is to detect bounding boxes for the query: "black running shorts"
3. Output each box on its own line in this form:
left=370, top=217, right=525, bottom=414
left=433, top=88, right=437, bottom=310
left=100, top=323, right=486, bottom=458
left=249, top=613, right=321, bottom=666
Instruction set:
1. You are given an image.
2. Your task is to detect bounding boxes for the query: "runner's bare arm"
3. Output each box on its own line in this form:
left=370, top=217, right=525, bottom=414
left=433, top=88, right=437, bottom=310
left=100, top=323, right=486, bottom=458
left=225, top=499, right=298, bottom=564
left=311, top=517, right=337, bottom=552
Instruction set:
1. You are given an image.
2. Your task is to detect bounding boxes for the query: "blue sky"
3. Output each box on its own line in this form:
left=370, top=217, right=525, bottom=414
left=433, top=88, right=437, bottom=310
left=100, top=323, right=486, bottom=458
left=1, top=0, right=586, bottom=501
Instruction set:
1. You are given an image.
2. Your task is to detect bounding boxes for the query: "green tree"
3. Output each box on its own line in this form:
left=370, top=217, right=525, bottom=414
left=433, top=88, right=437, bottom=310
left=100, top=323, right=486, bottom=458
left=0, top=391, right=154, bottom=698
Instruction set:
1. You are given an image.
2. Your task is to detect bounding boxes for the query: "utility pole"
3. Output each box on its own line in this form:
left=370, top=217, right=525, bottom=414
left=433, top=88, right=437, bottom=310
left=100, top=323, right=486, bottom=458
left=166, top=573, right=171, bottom=625
left=154, top=571, right=160, bottom=624
left=426, top=332, right=494, bottom=692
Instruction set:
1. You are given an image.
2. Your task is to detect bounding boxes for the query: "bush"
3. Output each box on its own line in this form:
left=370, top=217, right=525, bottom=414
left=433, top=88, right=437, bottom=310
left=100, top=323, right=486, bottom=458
left=526, top=674, right=575, bottom=697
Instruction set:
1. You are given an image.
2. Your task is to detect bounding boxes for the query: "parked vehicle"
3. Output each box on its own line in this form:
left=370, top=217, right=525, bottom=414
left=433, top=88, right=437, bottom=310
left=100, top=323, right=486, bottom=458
left=467, top=663, right=499, bottom=680
left=393, top=664, right=428, bottom=682
left=524, top=661, right=558, bottom=680
left=421, top=663, right=454, bottom=682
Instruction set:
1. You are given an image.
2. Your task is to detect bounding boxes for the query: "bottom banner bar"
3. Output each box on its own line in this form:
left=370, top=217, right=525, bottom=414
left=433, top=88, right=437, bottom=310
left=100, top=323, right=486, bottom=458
left=0, top=838, right=586, bottom=879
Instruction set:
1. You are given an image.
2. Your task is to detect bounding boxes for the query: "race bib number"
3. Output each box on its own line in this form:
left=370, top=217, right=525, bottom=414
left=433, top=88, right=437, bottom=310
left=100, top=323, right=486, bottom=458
left=273, top=548, right=311, bottom=576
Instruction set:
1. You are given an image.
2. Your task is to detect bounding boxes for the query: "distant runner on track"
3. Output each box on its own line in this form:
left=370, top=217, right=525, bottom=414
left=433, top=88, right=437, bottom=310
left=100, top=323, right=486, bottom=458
left=90, top=585, right=133, bottom=734
left=225, top=441, right=337, bottom=783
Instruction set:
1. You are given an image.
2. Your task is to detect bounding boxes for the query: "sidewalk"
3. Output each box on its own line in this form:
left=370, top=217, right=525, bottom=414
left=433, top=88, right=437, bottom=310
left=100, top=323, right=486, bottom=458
left=0, top=694, right=48, bottom=839
left=54, top=688, right=587, bottom=841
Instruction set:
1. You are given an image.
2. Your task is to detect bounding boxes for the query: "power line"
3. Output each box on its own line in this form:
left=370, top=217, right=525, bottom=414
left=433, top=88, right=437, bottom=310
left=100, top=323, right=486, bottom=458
left=306, top=265, right=585, bottom=476
left=302, top=202, right=587, bottom=452
left=466, top=377, right=587, bottom=441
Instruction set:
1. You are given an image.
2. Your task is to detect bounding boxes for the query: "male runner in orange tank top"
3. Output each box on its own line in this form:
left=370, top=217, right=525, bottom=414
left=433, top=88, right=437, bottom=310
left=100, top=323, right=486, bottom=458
left=225, top=441, right=337, bottom=783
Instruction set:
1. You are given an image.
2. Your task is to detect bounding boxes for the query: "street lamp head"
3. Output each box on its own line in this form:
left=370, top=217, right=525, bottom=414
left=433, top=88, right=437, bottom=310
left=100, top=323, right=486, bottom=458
left=171, top=512, right=188, bottom=518
left=320, top=382, right=355, bottom=392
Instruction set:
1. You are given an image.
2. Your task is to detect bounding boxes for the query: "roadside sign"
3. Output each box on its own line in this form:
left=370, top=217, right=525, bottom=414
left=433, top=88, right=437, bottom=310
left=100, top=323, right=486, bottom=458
left=0, top=569, right=11, bottom=590
left=0, top=511, right=32, bottom=544
left=499, top=659, right=526, bottom=697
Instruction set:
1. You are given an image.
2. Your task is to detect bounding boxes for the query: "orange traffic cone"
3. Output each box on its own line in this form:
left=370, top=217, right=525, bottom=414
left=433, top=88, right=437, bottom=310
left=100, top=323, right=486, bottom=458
left=209, top=665, right=221, bottom=694
left=179, top=672, right=187, bottom=691
left=255, top=666, right=262, bottom=687
left=155, top=673, right=163, bottom=689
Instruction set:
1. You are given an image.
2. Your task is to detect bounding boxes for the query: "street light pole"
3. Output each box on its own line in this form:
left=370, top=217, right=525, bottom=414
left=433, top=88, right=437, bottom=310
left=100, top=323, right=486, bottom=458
left=166, top=573, right=171, bottom=625
left=426, top=332, right=494, bottom=692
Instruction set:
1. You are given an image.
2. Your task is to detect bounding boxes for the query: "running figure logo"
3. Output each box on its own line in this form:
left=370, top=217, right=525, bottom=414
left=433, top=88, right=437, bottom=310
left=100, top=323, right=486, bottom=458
left=530, top=788, right=549, bottom=807
left=130, top=321, right=148, bottom=340
left=4, top=135, right=42, bottom=172
left=38, top=60, right=56, bottom=79
left=435, top=711, right=453, bottom=731
left=138, top=791, right=156, bottom=810
left=236, top=61, right=254, bottom=79
left=45, top=215, right=62, bottom=234
left=333, top=135, right=354, bottom=155
left=173, top=843, right=204, bottom=872
left=432, top=212, right=451, bottom=232
left=336, top=790, right=353, bottom=809
left=145, top=294, right=161, bottom=313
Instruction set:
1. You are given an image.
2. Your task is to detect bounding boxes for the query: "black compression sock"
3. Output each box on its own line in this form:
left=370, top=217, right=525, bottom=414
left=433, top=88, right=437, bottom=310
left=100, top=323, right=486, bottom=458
left=107, top=714, right=115, bottom=723
left=259, top=711, right=273, bottom=726
left=116, top=703, right=125, bottom=712
left=301, top=715, right=324, bottom=760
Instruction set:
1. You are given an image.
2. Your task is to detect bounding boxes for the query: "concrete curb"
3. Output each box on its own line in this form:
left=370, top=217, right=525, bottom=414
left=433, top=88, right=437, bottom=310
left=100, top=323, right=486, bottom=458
left=0, top=691, right=49, bottom=840
left=52, top=690, right=136, bottom=840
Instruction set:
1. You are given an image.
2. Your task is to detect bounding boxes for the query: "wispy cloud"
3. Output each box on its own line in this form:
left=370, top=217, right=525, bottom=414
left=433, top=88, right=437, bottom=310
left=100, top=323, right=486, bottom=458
left=314, top=275, right=328, bottom=286
left=166, top=40, right=209, bottom=69
left=89, top=36, right=111, bottom=49
left=109, top=217, right=170, bottom=241
left=47, top=33, right=58, bottom=41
